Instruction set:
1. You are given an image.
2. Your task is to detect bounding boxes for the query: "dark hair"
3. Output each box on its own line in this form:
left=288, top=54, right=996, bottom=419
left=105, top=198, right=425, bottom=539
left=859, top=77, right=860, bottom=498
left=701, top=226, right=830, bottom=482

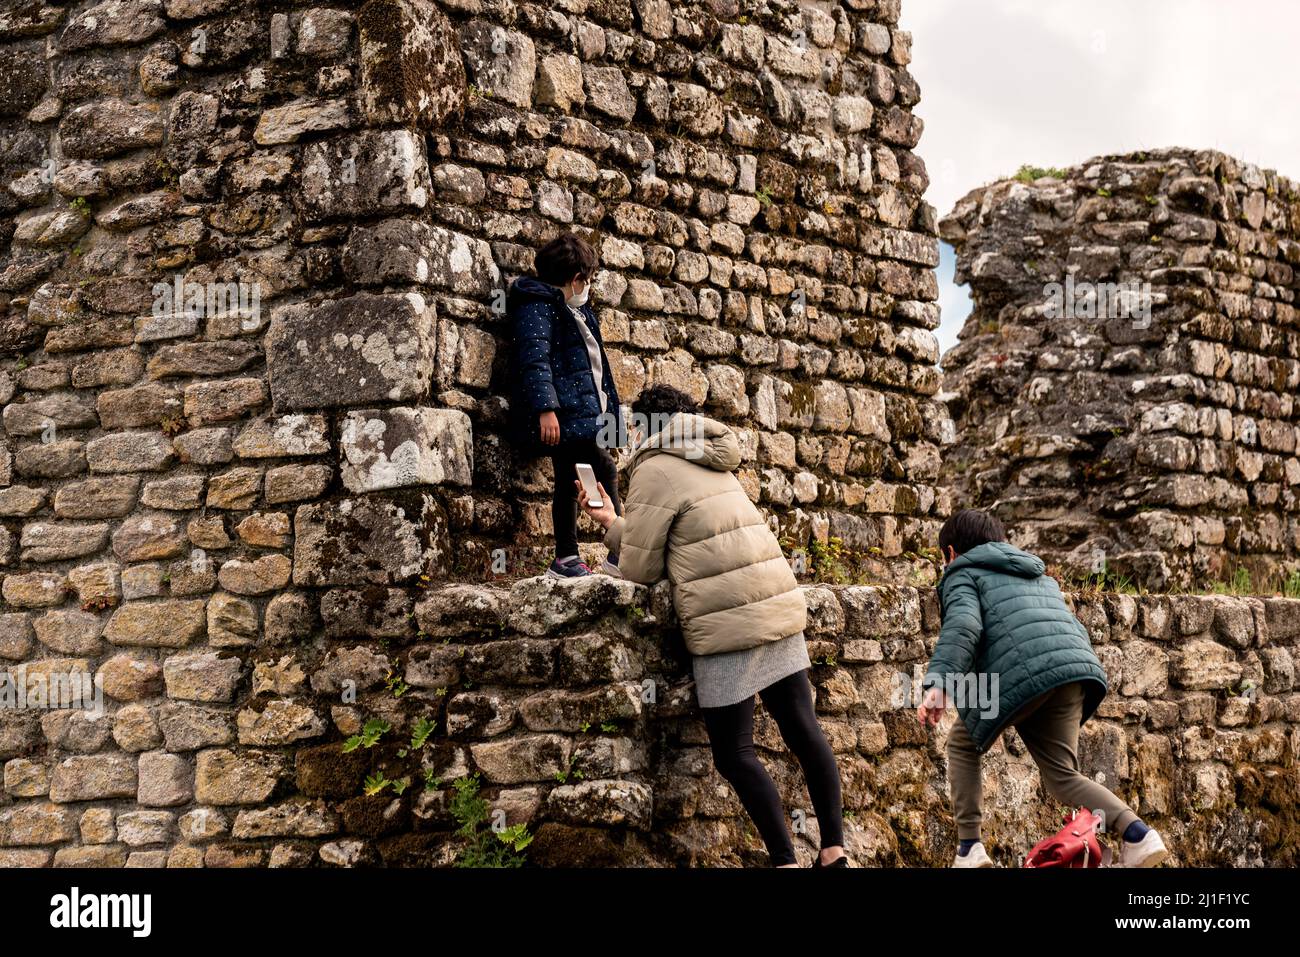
left=632, top=384, right=698, bottom=420
left=535, top=233, right=598, bottom=286
left=938, top=509, right=1007, bottom=557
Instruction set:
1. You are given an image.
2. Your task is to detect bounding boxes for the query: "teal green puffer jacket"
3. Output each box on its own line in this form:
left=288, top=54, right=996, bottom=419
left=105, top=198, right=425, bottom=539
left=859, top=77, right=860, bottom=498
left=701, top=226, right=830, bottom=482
left=922, top=541, right=1108, bottom=753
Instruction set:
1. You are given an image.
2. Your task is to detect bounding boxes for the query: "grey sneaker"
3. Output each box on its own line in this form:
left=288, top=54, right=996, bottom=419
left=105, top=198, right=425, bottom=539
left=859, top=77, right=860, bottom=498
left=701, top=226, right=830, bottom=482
left=952, top=842, right=994, bottom=868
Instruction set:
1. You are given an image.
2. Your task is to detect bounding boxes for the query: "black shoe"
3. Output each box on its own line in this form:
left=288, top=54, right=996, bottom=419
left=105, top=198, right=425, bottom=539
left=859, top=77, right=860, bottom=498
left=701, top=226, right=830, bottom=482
left=810, top=853, right=849, bottom=868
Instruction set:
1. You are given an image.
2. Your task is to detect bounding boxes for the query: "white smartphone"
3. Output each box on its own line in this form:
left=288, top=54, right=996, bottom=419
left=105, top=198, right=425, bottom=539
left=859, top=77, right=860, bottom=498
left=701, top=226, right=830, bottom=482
left=575, top=463, right=603, bottom=507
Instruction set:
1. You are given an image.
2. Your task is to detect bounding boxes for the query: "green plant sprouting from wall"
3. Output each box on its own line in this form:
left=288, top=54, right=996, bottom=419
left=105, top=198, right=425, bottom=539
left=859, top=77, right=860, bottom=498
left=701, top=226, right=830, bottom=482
left=449, top=773, right=533, bottom=868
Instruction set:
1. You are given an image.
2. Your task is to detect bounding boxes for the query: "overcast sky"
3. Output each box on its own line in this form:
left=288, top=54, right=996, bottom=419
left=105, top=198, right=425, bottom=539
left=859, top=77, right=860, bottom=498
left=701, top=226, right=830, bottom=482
left=900, top=0, right=1300, bottom=358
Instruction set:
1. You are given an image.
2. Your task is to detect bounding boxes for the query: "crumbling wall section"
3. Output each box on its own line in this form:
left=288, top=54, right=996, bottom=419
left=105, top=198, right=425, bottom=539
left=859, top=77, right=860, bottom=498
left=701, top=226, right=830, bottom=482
left=941, top=149, right=1300, bottom=590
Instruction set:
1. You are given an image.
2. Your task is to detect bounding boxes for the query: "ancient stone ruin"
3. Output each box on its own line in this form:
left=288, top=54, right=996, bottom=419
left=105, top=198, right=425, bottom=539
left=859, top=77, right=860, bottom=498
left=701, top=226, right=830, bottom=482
left=1, top=1, right=1298, bottom=868
left=941, top=149, right=1300, bottom=591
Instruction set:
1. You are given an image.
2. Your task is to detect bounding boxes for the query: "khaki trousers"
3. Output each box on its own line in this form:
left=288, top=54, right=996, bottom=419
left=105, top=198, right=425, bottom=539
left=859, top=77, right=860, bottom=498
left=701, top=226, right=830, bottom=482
left=945, top=680, right=1138, bottom=841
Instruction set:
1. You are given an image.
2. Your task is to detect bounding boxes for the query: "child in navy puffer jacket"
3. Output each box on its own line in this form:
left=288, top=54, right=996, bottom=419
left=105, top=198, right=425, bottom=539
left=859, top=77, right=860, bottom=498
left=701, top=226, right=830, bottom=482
left=507, top=233, right=625, bottom=578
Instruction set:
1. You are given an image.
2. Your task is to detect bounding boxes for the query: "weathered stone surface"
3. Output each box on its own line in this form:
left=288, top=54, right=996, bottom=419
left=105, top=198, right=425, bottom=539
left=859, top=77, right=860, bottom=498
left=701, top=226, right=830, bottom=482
left=507, top=576, right=643, bottom=637
left=208, top=592, right=259, bottom=647
left=232, top=415, right=329, bottom=459
left=536, top=53, right=584, bottom=112
left=137, top=751, right=193, bottom=807
left=339, top=407, right=472, bottom=492
left=33, top=610, right=104, bottom=655
left=231, top=798, right=337, bottom=838
left=0, top=614, right=36, bottom=660
left=217, top=555, right=293, bottom=596
left=86, top=432, right=175, bottom=473
left=53, top=476, right=140, bottom=518
left=104, top=600, right=206, bottom=648
left=264, top=464, right=332, bottom=503
left=461, top=20, right=535, bottom=108
left=470, top=734, right=569, bottom=785
left=547, top=779, right=652, bottom=830
left=49, top=756, right=137, bottom=803
left=164, top=651, right=242, bottom=703
left=59, top=99, right=165, bottom=159
left=2, top=0, right=1296, bottom=873
left=308, top=645, right=390, bottom=694
left=299, top=130, right=431, bottom=221
left=98, top=383, right=182, bottom=429
left=357, top=0, right=466, bottom=129
left=58, top=0, right=164, bottom=51
left=97, top=655, right=163, bottom=700
left=184, top=377, right=267, bottom=426
left=266, top=293, right=436, bottom=413
left=0, top=802, right=76, bottom=845
left=195, top=749, right=285, bottom=805
left=236, top=702, right=325, bottom=746
left=292, top=498, right=428, bottom=586
left=116, top=810, right=174, bottom=846
left=2, top=572, right=69, bottom=609
left=1170, top=639, right=1244, bottom=690
left=19, top=521, right=109, bottom=562
left=141, top=475, right=205, bottom=511
left=157, top=704, right=234, bottom=752
left=254, top=98, right=351, bottom=145
left=112, top=512, right=185, bottom=561
left=341, top=220, right=498, bottom=296
left=320, top=587, right=412, bottom=638
left=206, top=467, right=262, bottom=509
left=3, top=394, right=97, bottom=435
left=414, top=585, right=504, bottom=638
left=113, top=705, right=162, bottom=752
left=235, top=512, right=290, bottom=548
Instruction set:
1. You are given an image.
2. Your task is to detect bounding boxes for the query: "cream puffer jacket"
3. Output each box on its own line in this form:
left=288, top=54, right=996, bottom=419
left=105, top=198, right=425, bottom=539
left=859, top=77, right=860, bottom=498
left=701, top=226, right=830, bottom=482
left=603, top=412, right=807, bottom=656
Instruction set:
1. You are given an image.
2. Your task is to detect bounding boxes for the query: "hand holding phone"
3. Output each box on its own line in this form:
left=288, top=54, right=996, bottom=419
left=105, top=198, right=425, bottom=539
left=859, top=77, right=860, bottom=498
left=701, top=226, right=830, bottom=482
left=575, top=463, right=603, bottom=507
left=574, top=478, right=616, bottom=529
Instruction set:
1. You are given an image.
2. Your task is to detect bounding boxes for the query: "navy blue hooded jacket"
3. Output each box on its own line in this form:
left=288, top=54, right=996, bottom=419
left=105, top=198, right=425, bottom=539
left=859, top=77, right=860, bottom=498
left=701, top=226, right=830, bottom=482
left=506, top=275, right=624, bottom=452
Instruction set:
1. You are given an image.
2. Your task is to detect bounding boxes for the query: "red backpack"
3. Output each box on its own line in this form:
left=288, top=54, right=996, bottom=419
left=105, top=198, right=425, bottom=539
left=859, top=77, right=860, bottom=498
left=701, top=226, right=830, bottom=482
left=1023, top=808, right=1110, bottom=868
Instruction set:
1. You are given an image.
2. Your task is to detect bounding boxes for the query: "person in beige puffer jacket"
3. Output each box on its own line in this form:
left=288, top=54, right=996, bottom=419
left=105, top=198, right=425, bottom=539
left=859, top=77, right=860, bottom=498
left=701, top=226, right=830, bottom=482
left=578, top=384, right=847, bottom=868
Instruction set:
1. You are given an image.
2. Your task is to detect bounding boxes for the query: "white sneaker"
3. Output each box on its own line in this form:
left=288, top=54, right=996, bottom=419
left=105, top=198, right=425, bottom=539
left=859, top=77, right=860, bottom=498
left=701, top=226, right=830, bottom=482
left=1116, top=829, right=1168, bottom=868
left=598, top=559, right=623, bottom=578
left=952, top=842, right=994, bottom=868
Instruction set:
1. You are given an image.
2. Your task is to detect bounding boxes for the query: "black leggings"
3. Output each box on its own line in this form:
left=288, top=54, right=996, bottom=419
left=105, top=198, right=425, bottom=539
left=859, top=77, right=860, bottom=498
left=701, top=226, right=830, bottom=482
left=701, top=669, right=844, bottom=866
left=549, top=438, right=621, bottom=559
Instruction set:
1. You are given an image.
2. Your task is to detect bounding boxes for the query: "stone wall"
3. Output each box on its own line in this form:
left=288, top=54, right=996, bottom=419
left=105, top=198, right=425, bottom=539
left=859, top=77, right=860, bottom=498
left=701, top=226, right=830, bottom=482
left=1, top=0, right=954, bottom=867
left=2, top=0, right=952, bottom=589
left=940, top=149, right=1300, bottom=590
left=2, top=575, right=1298, bottom=866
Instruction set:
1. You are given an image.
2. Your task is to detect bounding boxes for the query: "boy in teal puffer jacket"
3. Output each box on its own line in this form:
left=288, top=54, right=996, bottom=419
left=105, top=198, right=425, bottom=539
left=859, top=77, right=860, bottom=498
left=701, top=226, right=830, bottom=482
left=916, top=510, right=1168, bottom=868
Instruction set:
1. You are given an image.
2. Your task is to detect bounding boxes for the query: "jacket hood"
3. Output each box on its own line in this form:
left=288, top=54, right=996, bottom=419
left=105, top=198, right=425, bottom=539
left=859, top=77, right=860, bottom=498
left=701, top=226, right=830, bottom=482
left=944, top=541, right=1045, bottom=580
left=627, top=412, right=740, bottom=474
left=508, top=275, right=566, bottom=308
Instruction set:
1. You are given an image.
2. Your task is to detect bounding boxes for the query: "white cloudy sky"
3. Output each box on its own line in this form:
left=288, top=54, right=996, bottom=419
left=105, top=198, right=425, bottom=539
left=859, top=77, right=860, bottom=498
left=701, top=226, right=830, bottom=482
left=900, top=0, right=1300, bottom=358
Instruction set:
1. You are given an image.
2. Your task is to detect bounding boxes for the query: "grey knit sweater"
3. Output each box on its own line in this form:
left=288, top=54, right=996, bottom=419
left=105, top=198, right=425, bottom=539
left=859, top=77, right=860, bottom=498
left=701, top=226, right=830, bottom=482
left=691, top=630, right=812, bottom=709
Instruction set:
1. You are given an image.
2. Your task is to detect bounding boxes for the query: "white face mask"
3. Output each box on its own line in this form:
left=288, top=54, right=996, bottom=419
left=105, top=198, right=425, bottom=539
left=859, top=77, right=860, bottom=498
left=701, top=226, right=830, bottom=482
left=566, top=282, right=589, bottom=308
